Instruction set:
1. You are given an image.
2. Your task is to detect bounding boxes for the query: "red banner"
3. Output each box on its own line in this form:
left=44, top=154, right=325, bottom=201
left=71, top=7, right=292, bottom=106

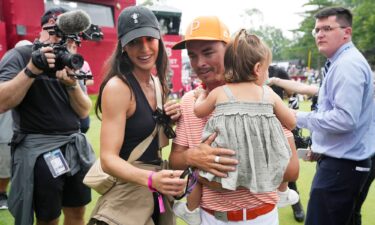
left=163, top=34, right=182, bottom=93
left=0, top=22, right=7, bottom=59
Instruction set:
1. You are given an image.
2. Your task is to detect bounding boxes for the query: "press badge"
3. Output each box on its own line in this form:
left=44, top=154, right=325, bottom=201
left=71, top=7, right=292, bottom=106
left=355, top=166, right=370, bottom=172
left=43, top=149, right=70, bottom=178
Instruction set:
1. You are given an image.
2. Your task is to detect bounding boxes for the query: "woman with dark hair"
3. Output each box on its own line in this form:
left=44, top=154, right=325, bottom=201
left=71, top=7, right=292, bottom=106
left=88, top=6, right=186, bottom=225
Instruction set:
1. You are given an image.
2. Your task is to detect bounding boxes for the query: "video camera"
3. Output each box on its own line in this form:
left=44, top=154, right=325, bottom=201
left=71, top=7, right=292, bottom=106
left=292, top=128, right=311, bottom=149
left=288, top=94, right=312, bottom=149
left=32, top=39, right=84, bottom=73
left=31, top=10, right=103, bottom=79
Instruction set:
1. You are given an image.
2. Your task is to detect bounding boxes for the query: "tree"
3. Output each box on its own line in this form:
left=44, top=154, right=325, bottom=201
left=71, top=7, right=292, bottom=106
left=289, top=0, right=334, bottom=70
left=240, top=8, right=290, bottom=61
left=139, top=0, right=154, bottom=6
left=291, top=0, right=375, bottom=68
left=240, top=8, right=264, bottom=30
left=351, top=0, right=375, bottom=67
left=248, top=26, right=291, bottom=61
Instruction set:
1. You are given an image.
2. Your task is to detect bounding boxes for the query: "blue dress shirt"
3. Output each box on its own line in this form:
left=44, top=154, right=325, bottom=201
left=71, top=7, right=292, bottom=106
left=297, top=42, right=375, bottom=160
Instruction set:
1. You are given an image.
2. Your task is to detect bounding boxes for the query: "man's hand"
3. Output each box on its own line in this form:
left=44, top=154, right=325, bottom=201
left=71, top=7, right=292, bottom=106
left=56, top=67, right=78, bottom=87
left=31, top=46, right=56, bottom=71
left=186, top=133, right=238, bottom=178
left=304, top=149, right=321, bottom=162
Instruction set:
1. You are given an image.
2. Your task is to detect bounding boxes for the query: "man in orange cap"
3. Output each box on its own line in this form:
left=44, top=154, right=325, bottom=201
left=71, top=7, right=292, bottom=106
left=169, top=16, right=280, bottom=225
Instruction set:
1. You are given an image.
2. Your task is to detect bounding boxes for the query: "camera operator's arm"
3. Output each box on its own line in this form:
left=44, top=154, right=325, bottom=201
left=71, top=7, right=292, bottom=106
left=56, top=68, right=92, bottom=118
left=0, top=47, right=54, bottom=113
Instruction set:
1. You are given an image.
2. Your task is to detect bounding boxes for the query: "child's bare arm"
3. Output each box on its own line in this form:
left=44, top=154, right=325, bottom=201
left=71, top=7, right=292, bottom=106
left=270, top=89, right=296, bottom=130
left=268, top=77, right=319, bottom=96
left=194, top=88, right=218, bottom=118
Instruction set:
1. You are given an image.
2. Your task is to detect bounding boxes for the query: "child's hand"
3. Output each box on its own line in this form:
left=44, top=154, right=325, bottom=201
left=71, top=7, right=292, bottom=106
left=267, top=77, right=279, bottom=86
left=193, top=87, right=207, bottom=100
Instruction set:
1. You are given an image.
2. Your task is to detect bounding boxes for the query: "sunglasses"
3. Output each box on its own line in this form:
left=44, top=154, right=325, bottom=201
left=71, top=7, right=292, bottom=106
left=174, top=167, right=198, bottom=200
left=152, top=108, right=176, bottom=139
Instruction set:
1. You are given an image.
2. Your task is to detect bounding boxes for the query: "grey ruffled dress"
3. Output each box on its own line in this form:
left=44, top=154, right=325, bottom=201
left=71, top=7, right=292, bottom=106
left=199, top=85, right=291, bottom=192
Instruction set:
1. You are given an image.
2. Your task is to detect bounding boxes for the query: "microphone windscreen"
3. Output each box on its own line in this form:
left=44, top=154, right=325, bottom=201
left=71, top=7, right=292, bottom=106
left=56, top=10, right=91, bottom=34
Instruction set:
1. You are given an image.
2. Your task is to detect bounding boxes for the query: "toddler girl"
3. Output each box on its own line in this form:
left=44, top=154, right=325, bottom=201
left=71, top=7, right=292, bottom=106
left=174, top=29, right=296, bottom=225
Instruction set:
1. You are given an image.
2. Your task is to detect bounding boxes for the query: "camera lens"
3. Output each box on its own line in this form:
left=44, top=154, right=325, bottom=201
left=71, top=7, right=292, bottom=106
left=69, top=54, right=84, bottom=70
left=54, top=47, right=84, bottom=71
left=60, top=53, right=84, bottom=70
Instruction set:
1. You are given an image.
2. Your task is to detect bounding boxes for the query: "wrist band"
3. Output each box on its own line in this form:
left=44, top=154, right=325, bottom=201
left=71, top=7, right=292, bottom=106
left=147, top=171, right=157, bottom=192
left=147, top=171, right=165, bottom=213
left=24, top=67, right=38, bottom=79
left=65, top=84, right=77, bottom=91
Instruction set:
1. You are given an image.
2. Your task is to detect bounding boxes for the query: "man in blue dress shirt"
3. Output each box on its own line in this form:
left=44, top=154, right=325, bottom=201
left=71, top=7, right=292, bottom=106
left=296, top=7, right=375, bottom=225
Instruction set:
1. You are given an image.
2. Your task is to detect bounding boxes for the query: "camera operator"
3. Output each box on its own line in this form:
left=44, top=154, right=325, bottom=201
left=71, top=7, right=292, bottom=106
left=0, top=7, right=94, bottom=225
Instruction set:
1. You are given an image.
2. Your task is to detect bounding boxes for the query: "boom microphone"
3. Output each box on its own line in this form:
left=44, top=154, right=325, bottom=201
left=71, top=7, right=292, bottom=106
left=56, top=10, right=91, bottom=34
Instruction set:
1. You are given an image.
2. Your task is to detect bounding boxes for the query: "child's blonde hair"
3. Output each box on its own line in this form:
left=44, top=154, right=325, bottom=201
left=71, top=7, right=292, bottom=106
left=224, top=29, right=272, bottom=83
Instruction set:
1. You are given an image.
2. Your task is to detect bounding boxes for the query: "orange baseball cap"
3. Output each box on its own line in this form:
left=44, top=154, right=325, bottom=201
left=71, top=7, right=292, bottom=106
left=172, top=16, right=230, bottom=50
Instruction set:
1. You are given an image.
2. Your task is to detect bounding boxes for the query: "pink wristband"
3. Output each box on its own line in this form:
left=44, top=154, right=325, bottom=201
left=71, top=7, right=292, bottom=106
left=148, top=171, right=157, bottom=192
left=147, top=171, right=165, bottom=213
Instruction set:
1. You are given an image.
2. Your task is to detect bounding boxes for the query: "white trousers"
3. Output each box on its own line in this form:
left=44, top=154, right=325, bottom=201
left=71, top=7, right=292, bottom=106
left=200, top=207, right=279, bottom=225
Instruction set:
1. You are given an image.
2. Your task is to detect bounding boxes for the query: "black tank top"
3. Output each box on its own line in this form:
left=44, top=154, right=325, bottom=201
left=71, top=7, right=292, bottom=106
left=119, top=73, right=159, bottom=162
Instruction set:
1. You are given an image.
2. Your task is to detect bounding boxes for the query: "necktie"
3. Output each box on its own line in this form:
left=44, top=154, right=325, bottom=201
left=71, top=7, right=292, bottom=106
left=323, top=60, right=331, bottom=78
left=315, top=60, right=331, bottom=111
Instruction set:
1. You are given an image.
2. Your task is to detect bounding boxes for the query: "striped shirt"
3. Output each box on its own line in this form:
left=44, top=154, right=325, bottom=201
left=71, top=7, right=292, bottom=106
left=173, top=90, right=279, bottom=211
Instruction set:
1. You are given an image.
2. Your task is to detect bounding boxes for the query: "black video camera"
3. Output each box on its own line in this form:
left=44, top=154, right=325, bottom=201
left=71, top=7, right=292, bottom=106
left=52, top=44, right=84, bottom=71
left=31, top=40, right=84, bottom=76
left=31, top=9, right=103, bottom=78
left=292, top=128, right=311, bottom=149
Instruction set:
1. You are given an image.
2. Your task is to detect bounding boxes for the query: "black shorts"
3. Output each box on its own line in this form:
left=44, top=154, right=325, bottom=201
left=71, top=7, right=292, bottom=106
left=33, top=151, right=91, bottom=221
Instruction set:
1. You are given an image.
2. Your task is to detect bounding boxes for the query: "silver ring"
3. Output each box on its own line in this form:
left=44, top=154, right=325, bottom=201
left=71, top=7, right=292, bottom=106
left=214, top=156, right=220, bottom=163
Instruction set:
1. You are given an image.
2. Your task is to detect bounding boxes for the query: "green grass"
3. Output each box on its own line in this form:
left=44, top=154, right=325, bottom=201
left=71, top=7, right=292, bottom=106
left=1, top=98, right=374, bottom=225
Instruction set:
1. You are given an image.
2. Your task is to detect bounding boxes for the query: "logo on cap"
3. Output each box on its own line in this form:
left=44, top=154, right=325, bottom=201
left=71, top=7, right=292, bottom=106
left=131, top=13, right=139, bottom=24
left=223, top=30, right=229, bottom=39
left=190, top=20, right=200, bottom=35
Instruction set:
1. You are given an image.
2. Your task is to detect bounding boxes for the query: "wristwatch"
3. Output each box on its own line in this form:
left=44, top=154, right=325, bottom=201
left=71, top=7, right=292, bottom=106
left=24, top=67, right=39, bottom=79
